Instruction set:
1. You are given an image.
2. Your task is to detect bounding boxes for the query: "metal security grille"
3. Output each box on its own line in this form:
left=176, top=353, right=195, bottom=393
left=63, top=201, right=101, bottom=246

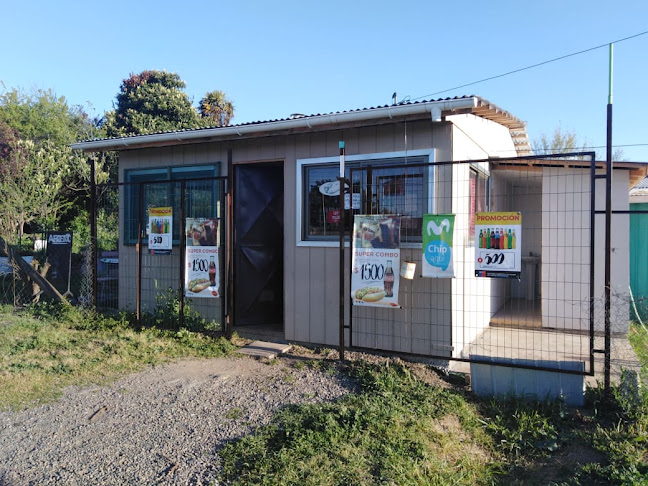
left=348, top=154, right=612, bottom=376
left=93, top=177, right=228, bottom=332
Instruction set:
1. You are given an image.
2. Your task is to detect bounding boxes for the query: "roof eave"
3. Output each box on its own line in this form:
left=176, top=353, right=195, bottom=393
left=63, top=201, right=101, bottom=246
left=73, top=97, right=485, bottom=152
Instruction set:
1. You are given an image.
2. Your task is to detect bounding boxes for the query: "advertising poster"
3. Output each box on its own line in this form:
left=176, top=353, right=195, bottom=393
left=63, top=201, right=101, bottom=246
left=422, top=214, right=455, bottom=278
left=45, top=231, right=73, bottom=294
left=148, top=207, right=172, bottom=255
left=474, top=212, right=522, bottom=278
left=185, top=218, right=219, bottom=298
left=351, top=215, right=401, bottom=308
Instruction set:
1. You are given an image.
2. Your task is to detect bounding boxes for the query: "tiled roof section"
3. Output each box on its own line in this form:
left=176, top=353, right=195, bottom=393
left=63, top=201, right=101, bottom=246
left=79, top=95, right=523, bottom=141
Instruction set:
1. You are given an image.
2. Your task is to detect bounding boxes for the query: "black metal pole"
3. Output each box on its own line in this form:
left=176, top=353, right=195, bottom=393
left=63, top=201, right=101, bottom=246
left=226, top=148, right=233, bottom=338
left=604, top=44, right=614, bottom=394
left=338, top=141, right=346, bottom=361
left=604, top=110, right=613, bottom=393
left=179, top=181, right=186, bottom=330
left=90, top=155, right=98, bottom=308
left=136, top=183, right=143, bottom=325
left=589, top=153, right=596, bottom=377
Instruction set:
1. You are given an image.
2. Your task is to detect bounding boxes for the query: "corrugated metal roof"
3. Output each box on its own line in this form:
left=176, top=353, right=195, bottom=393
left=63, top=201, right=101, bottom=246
left=73, top=95, right=532, bottom=155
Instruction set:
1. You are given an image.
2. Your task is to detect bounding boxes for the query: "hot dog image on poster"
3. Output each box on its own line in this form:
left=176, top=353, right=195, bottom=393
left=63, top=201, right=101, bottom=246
left=185, top=218, right=220, bottom=298
left=351, top=215, right=401, bottom=308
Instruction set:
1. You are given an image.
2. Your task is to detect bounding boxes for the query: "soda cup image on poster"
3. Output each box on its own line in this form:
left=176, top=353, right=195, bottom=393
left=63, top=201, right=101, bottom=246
left=474, top=212, right=521, bottom=278
left=351, top=215, right=401, bottom=308
left=185, top=218, right=220, bottom=298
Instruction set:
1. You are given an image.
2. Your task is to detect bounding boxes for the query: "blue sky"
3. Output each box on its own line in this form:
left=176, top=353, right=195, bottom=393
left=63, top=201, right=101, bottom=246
left=2, top=0, right=648, bottom=160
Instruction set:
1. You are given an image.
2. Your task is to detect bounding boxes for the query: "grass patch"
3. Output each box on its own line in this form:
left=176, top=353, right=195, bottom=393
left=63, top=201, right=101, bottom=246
left=0, top=302, right=234, bottom=410
left=219, top=361, right=499, bottom=485
left=629, top=322, right=648, bottom=380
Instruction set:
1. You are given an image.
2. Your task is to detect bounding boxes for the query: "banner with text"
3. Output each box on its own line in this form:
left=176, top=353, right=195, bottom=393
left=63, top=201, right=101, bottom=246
left=185, top=218, right=219, bottom=298
left=351, top=215, right=401, bottom=308
left=46, top=231, right=73, bottom=294
left=422, top=214, right=455, bottom=278
left=475, top=212, right=521, bottom=278
left=148, top=207, right=172, bottom=255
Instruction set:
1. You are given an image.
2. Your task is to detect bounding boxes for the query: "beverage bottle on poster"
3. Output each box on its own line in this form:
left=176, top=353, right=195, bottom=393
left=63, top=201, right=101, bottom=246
left=209, top=256, right=216, bottom=285
left=503, top=228, right=508, bottom=249
left=384, top=260, right=394, bottom=297
left=478, top=230, right=483, bottom=248
left=512, top=229, right=516, bottom=249
left=499, top=228, right=504, bottom=249
left=486, top=228, right=491, bottom=249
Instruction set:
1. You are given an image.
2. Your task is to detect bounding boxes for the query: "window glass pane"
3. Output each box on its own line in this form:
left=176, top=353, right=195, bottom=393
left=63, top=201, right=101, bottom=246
left=302, top=156, right=428, bottom=242
left=304, top=164, right=352, bottom=238
left=371, top=167, right=424, bottom=241
left=123, top=165, right=218, bottom=244
left=469, top=168, right=488, bottom=244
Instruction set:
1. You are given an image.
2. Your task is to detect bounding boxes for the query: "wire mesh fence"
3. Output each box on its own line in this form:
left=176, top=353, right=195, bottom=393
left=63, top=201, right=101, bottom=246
left=347, top=156, right=640, bottom=378
left=94, top=177, right=227, bottom=332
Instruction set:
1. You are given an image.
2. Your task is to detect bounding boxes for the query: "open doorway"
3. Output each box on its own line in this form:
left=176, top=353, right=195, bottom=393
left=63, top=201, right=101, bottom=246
left=489, top=169, right=542, bottom=328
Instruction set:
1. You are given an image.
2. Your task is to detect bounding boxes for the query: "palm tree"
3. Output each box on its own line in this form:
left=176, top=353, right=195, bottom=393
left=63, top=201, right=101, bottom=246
left=199, top=90, right=234, bottom=127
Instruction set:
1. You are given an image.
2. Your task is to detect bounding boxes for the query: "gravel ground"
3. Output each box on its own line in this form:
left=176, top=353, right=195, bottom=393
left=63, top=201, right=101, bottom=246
left=0, top=354, right=356, bottom=485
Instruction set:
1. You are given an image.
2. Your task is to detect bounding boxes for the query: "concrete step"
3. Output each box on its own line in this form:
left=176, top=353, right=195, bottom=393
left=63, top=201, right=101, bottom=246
left=236, top=340, right=292, bottom=360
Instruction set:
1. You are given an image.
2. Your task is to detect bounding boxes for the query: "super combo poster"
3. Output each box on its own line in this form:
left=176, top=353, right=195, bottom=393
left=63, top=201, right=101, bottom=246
left=422, top=214, right=455, bottom=278
left=351, top=215, right=401, bottom=308
left=184, top=218, right=220, bottom=298
left=474, top=212, right=521, bottom=278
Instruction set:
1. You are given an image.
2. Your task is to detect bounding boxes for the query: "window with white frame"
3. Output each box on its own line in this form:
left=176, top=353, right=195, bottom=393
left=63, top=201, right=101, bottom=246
left=297, top=151, right=434, bottom=245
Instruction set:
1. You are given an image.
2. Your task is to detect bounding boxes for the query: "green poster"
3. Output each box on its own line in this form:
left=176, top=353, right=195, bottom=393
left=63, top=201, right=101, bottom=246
left=422, top=214, right=455, bottom=278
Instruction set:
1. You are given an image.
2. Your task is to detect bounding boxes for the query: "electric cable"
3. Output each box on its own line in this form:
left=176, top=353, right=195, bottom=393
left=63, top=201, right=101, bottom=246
left=411, top=30, right=648, bottom=101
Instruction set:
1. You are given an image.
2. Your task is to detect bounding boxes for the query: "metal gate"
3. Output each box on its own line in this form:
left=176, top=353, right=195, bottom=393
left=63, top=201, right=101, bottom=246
left=346, top=153, right=602, bottom=376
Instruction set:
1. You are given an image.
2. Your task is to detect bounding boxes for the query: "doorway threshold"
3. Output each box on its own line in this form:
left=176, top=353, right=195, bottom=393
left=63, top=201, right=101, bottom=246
left=234, top=324, right=286, bottom=343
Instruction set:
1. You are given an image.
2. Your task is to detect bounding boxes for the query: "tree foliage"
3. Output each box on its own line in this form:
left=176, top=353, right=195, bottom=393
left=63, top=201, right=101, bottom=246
left=533, top=126, right=624, bottom=161
left=0, top=139, right=84, bottom=239
left=0, top=87, right=107, bottom=241
left=0, top=89, right=91, bottom=146
left=104, top=70, right=207, bottom=137
left=532, top=127, right=585, bottom=156
left=199, top=90, right=234, bottom=127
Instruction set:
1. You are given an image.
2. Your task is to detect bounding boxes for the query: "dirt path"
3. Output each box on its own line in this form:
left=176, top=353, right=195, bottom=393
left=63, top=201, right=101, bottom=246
left=0, top=354, right=354, bottom=485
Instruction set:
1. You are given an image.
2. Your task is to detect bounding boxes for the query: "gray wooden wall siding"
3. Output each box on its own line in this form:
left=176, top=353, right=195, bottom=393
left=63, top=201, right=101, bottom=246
left=118, top=120, right=454, bottom=350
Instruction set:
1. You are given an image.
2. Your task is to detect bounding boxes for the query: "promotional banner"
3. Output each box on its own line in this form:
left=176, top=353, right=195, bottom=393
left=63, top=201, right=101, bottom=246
left=185, top=218, right=219, bottom=298
left=45, top=232, right=73, bottom=294
left=422, top=214, right=455, bottom=278
left=474, top=212, right=522, bottom=278
left=351, top=215, right=401, bottom=308
left=148, top=207, right=172, bottom=255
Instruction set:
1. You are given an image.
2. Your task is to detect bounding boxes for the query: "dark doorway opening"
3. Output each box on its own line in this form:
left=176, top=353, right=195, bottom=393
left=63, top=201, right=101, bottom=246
left=233, top=162, right=284, bottom=330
